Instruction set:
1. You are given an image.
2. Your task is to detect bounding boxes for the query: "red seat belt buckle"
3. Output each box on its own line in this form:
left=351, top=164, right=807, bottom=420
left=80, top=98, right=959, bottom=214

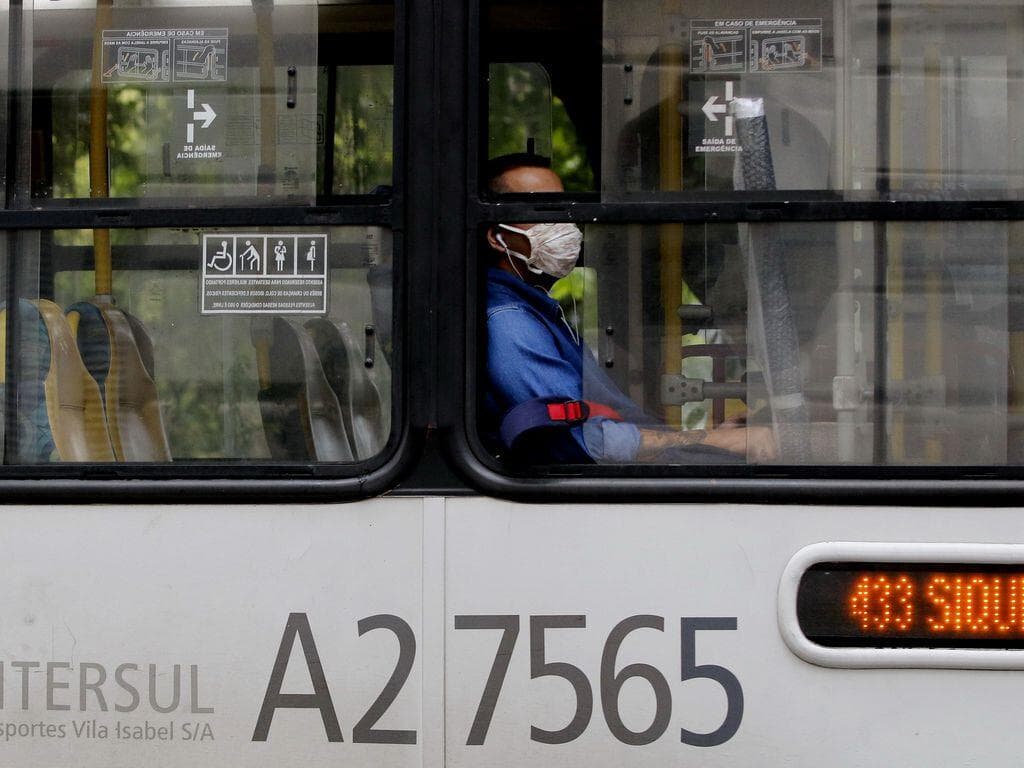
left=547, top=400, right=586, bottom=424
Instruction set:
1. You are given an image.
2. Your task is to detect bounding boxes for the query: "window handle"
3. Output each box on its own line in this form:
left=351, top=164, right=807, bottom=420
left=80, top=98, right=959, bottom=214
left=364, top=325, right=375, bottom=368
left=287, top=66, right=297, bottom=109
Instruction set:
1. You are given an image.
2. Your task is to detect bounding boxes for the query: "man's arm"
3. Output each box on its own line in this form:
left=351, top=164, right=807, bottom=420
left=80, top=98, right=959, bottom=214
left=488, top=306, right=774, bottom=464
left=487, top=306, right=610, bottom=461
left=635, top=424, right=776, bottom=462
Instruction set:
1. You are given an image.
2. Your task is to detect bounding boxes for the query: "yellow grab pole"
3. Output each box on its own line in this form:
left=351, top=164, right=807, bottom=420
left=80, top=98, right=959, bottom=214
left=89, top=0, right=114, bottom=297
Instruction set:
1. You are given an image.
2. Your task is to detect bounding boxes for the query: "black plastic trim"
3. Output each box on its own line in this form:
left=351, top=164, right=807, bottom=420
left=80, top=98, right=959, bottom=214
left=445, top=402, right=1024, bottom=506
left=0, top=202, right=392, bottom=229
left=0, top=422, right=419, bottom=503
left=469, top=196, right=1024, bottom=225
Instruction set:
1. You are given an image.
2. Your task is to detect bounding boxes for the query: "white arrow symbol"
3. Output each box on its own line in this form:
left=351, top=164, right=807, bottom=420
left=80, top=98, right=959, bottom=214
left=185, top=90, right=216, bottom=143
left=193, top=103, right=217, bottom=128
left=702, top=95, right=728, bottom=122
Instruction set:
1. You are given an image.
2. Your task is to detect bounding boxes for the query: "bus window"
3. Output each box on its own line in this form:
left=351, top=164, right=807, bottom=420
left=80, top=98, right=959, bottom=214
left=489, top=63, right=553, bottom=162
left=483, top=1, right=599, bottom=192
left=319, top=2, right=394, bottom=195
left=581, top=221, right=1011, bottom=466
left=600, top=0, right=1023, bottom=194
left=476, top=0, right=1024, bottom=471
left=0, top=0, right=400, bottom=478
left=601, top=0, right=837, bottom=193
left=34, top=0, right=320, bottom=202
left=0, top=226, right=391, bottom=464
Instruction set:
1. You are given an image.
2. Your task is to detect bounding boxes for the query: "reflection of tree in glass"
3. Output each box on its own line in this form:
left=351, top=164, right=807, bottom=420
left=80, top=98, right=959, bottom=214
left=332, top=66, right=394, bottom=194
left=489, top=63, right=551, bottom=165
left=552, top=96, right=593, bottom=192
left=488, top=63, right=593, bottom=192
left=108, top=86, right=149, bottom=196
left=50, top=77, right=148, bottom=200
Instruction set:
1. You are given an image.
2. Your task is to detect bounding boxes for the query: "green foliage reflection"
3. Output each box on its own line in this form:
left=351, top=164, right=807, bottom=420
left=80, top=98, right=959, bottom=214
left=488, top=63, right=593, bottom=192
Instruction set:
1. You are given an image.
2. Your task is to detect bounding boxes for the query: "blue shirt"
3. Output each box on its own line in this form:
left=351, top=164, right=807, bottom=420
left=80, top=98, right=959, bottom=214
left=483, top=267, right=644, bottom=462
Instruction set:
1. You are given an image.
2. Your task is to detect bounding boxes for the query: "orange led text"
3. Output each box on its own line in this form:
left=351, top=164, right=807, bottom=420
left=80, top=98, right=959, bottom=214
left=847, top=572, right=1024, bottom=635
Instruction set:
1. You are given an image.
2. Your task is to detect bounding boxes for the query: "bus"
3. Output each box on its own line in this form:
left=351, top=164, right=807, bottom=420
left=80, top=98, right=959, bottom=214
left=3, top=0, right=1024, bottom=765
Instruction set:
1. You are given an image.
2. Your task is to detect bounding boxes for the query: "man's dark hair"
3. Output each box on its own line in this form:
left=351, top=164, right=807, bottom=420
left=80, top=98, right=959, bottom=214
left=485, top=152, right=552, bottom=193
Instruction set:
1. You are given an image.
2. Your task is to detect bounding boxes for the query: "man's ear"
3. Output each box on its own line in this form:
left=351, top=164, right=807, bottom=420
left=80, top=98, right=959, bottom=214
left=485, top=226, right=506, bottom=255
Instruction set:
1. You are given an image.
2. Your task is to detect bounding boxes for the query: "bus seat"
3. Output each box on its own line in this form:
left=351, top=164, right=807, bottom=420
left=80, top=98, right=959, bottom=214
left=66, top=301, right=171, bottom=462
left=251, top=317, right=354, bottom=461
left=305, top=318, right=386, bottom=460
left=0, top=301, right=54, bottom=461
left=0, top=300, right=114, bottom=461
left=34, top=300, right=115, bottom=461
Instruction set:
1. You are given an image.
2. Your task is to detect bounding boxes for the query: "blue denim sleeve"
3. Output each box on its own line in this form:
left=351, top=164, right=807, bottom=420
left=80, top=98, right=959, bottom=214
left=581, top=418, right=642, bottom=463
left=487, top=306, right=641, bottom=462
left=487, top=306, right=582, bottom=402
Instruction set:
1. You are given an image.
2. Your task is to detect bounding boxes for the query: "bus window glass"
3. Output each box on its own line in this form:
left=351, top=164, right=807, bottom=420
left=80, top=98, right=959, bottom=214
left=326, top=64, right=394, bottom=195
left=34, top=0, right=319, bottom=203
left=1, top=226, right=392, bottom=464
left=480, top=0, right=1024, bottom=472
left=488, top=63, right=553, bottom=161
left=484, top=2, right=598, bottom=192
left=602, top=0, right=838, bottom=194
left=317, top=0, right=394, bottom=195
left=846, top=0, right=1024, bottom=194
left=578, top=221, right=1012, bottom=466
left=608, top=0, right=1024, bottom=195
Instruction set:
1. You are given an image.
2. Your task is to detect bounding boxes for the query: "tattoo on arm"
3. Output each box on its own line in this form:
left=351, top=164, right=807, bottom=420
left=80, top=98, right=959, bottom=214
left=636, top=428, right=707, bottom=461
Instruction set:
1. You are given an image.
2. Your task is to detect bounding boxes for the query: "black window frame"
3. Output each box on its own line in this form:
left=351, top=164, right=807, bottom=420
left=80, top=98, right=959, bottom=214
left=440, top=0, right=1024, bottom=505
left=0, top=0, right=426, bottom=502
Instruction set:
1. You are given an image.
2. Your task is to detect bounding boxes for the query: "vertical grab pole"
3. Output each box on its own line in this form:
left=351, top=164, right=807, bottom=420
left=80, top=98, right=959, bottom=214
left=834, top=0, right=859, bottom=461
left=923, top=43, right=944, bottom=462
left=89, top=0, right=113, bottom=298
left=885, top=7, right=906, bottom=461
left=658, top=18, right=684, bottom=427
left=1008, top=7, right=1024, bottom=460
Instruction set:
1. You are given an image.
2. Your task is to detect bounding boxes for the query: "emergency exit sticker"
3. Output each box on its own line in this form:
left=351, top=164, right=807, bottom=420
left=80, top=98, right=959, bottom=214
left=101, top=28, right=229, bottom=84
left=201, top=234, right=328, bottom=314
left=690, top=19, right=822, bottom=75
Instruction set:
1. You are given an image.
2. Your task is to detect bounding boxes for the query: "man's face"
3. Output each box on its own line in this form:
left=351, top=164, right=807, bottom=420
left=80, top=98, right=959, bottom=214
left=486, top=166, right=565, bottom=287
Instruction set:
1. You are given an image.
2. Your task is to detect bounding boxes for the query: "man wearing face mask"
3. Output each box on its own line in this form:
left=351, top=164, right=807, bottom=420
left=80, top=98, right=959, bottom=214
left=482, top=153, right=775, bottom=464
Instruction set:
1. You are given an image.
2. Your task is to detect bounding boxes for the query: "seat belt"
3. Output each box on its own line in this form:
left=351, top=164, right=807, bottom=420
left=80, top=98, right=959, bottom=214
left=499, top=396, right=622, bottom=452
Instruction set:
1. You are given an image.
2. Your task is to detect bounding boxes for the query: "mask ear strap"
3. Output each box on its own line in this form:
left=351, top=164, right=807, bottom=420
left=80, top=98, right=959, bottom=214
left=495, top=232, right=527, bottom=281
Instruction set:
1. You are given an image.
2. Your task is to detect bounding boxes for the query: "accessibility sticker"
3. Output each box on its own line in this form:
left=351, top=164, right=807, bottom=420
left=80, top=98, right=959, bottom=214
left=690, top=19, right=822, bottom=75
left=201, top=234, right=328, bottom=314
left=102, top=28, right=228, bottom=84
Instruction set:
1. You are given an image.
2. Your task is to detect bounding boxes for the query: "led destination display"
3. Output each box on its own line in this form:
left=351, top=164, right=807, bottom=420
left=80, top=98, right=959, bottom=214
left=797, top=563, right=1024, bottom=648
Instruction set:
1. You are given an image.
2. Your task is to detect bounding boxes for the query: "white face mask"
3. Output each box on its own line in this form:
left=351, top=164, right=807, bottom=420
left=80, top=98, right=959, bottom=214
left=496, top=222, right=583, bottom=279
